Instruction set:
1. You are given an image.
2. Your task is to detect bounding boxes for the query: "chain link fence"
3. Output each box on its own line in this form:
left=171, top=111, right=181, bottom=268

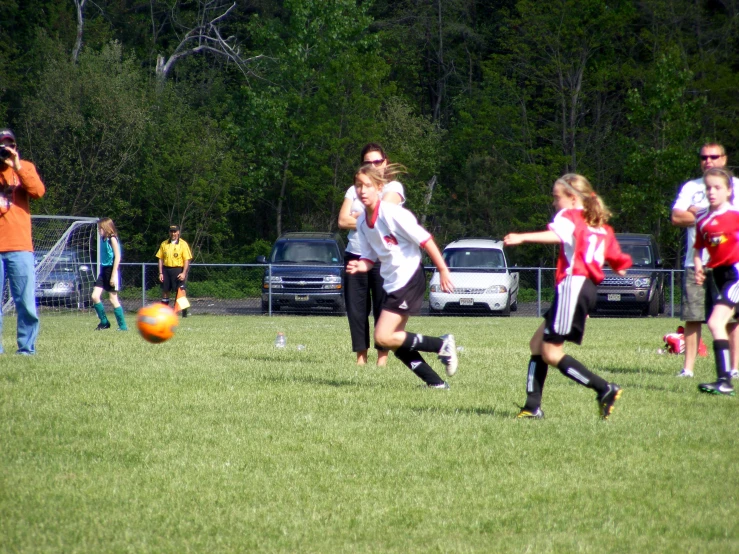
left=4, top=263, right=683, bottom=318
left=112, top=264, right=682, bottom=318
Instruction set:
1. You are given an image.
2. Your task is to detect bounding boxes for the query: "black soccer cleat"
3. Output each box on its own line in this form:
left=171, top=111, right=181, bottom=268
left=597, top=383, right=622, bottom=420
left=95, top=322, right=111, bottom=331
left=698, top=380, right=735, bottom=396
left=516, top=406, right=544, bottom=419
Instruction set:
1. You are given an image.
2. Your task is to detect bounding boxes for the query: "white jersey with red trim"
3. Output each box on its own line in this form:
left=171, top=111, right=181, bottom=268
left=356, top=200, right=432, bottom=292
left=548, top=208, right=632, bottom=285
left=695, top=205, right=739, bottom=268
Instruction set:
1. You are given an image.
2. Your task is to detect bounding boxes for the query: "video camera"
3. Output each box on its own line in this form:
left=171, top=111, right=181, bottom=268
left=0, top=145, right=13, bottom=161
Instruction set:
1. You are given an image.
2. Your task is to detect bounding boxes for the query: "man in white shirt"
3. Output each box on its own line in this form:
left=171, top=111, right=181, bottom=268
left=671, top=142, right=739, bottom=378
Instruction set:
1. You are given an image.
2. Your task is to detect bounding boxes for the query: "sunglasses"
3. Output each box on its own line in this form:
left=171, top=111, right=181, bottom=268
left=701, top=154, right=724, bottom=161
left=364, top=158, right=385, bottom=166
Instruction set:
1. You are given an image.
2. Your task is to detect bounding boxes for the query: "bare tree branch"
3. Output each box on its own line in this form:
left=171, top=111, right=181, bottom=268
left=72, top=0, right=87, bottom=63
left=154, top=1, right=265, bottom=83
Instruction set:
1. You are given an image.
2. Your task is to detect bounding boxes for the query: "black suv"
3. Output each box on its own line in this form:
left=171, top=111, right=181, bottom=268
left=595, top=233, right=665, bottom=317
left=258, top=232, right=345, bottom=314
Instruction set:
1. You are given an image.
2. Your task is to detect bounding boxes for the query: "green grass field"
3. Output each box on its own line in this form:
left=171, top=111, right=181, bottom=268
left=1, top=314, right=737, bottom=553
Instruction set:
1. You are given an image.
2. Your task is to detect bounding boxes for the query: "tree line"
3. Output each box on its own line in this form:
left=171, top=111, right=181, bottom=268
left=2, top=0, right=738, bottom=267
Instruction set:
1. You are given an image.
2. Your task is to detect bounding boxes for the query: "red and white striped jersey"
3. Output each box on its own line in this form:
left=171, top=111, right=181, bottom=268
left=548, top=208, right=632, bottom=285
left=695, top=206, right=739, bottom=268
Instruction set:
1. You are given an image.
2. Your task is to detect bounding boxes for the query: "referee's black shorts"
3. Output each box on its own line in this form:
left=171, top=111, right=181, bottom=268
left=161, top=266, right=186, bottom=293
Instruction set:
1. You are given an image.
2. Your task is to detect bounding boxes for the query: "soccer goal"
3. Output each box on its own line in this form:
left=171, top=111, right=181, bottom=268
left=2, top=216, right=99, bottom=314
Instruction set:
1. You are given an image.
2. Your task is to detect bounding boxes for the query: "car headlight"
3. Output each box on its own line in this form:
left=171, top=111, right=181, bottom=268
left=634, top=277, right=651, bottom=288
left=322, top=275, right=342, bottom=290
left=485, top=285, right=507, bottom=294
left=429, top=284, right=441, bottom=293
left=264, top=276, right=283, bottom=289
left=52, top=282, right=75, bottom=293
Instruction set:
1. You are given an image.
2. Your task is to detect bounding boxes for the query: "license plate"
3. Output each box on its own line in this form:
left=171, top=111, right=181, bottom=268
left=607, top=294, right=621, bottom=301
left=295, top=295, right=309, bottom=301
left=460, top=298, right=474, bottom=306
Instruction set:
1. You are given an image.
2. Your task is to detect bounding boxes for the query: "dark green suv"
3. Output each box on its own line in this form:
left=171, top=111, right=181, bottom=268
left=595, top=233, right=665, bottom=317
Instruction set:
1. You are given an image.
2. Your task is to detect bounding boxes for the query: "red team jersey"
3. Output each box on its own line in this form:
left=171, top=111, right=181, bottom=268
left=548, top=208, right=632, bottom=285
left=694, top=206, right=739, bottom=268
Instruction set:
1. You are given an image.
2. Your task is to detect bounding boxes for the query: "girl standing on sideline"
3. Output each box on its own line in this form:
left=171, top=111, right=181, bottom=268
left=346, top=164, right=458, bottom=388
left=693, top=167, right=739, bottom=396
left=338, top=143, right=405, bottom=366
left=91, top=217, right=127, bottom=331
left=504, top=174, right=632, bottom=419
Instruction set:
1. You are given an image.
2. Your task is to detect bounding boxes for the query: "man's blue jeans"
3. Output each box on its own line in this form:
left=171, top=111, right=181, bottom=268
left=0, top=251, right=40, bottom=354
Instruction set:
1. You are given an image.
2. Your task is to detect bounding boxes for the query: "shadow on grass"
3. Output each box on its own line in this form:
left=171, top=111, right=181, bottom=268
left=602, top=365, right=665, bottom=376
left=407, top=405, right=518, bottom=419
left=257, top=373, right=376, bottom=389
left=223, top=354, right=324, bottom=364
left=624, top=382, right=679, bottom=394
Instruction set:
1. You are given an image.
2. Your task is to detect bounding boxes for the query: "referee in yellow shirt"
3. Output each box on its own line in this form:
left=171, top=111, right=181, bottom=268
left=156, top=225, right=193, bottom=317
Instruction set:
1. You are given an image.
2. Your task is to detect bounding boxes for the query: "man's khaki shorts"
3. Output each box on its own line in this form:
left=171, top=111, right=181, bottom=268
left=681, top=267, right=705, bottom=322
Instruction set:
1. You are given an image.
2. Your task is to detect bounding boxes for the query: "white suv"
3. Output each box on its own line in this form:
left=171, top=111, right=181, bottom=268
left=429, top=238, right=519, bottom=316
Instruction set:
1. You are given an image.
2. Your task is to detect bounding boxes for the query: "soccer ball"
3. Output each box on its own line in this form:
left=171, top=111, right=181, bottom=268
left=137, top=303, right=178, bottom=343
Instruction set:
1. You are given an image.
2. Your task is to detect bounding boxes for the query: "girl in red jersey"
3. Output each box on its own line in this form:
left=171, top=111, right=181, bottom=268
left=693, top=167, right=739, bottom=396
left=504, top=174, right=632, bottom=419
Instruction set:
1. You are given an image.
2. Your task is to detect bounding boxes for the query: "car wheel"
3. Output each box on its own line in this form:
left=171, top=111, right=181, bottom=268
left=262, top=302, right=277, bottom=314
left=647, top=288, right=660, bottom=317
left=510, top=296, right=518, bottom=312
left=658, top=288, right=665, bottom=314
left=501, top=295, right=511, bottom=316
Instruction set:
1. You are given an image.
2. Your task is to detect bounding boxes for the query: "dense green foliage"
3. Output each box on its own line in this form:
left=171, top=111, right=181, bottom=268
left=2, top=1, right=738, bottom=266
left=1, top=315, right=737, bottom=551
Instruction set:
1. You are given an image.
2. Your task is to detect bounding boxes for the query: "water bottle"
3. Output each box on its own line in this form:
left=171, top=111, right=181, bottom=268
left=275, top=332, right=286, bottom=348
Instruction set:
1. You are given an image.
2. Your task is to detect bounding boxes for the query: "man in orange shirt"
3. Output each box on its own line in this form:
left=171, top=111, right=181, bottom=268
left=0, top=128, right=46, bottom=355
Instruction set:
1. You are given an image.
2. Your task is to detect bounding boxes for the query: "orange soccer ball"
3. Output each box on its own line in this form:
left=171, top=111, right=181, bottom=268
left=136, top=303, right=178, bottom=343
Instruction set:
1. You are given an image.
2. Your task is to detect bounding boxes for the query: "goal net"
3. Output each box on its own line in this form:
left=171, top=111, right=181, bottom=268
left=2, top=216, right=99, bottom=314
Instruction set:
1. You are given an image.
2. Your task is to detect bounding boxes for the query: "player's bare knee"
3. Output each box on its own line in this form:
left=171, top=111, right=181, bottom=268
left=707, top=317, right=727, bottom=338
left=374, top=333, right=392, bottom=350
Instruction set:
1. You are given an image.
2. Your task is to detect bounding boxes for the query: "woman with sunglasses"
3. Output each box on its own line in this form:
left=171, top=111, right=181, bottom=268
left=338, top=143, right=405, bottom=366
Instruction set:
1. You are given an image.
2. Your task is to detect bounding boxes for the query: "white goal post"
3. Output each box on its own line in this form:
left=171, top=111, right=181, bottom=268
left=2, top=216, right=99, bottom=314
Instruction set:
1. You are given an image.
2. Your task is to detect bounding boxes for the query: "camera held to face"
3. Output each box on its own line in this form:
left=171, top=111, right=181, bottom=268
left=0, top=146, right=13, bottom=161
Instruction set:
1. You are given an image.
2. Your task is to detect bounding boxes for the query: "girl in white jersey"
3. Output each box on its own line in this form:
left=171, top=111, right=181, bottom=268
left=338, top=143, right=404, bottom=366
left=346, top=164, right=458, bottom=388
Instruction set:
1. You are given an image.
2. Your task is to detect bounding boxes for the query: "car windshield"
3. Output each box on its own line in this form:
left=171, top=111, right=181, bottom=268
left=621, top=244, right=653, bottom=267
left=444, top=248, right=505, bottom=269
left=34, top=250, right=78, bottom=268
left=271, top=241, right=340, bottom=264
